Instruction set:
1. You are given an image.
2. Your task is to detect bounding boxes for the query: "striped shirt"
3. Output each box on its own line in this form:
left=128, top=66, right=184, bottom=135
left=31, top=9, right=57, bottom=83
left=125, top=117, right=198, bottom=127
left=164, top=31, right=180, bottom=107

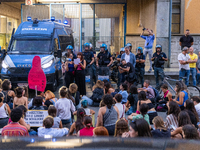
left=165, top=114, right=178, bottom=131
left=1, top=122, right=29, bottom=136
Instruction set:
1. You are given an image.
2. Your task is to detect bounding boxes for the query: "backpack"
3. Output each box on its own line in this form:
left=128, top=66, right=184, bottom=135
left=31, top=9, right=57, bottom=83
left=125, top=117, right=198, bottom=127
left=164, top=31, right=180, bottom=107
left=150, top=86, right=159, bottom=98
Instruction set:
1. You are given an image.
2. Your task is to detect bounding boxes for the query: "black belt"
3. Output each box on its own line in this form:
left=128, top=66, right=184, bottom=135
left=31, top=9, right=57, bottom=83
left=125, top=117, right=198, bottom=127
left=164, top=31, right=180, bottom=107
left=0, top=117, right=8, bottom=120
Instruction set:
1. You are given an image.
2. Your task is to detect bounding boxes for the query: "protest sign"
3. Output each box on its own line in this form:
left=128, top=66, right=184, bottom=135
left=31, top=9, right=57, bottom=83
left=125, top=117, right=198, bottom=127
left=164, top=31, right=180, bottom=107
left=28, top=56, right=46, bottom=92
left=24, top=110, right=48, bottom=127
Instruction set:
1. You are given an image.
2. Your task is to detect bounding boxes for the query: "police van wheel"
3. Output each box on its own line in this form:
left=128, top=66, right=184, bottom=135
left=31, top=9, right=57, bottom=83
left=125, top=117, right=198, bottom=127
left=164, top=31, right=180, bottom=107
left=50, top=77, right=57, bottom=92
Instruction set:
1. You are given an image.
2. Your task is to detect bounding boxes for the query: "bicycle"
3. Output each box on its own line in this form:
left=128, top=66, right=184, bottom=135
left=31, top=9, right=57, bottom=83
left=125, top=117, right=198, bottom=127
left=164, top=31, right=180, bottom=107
left=157, top=74, right=200, bottom=98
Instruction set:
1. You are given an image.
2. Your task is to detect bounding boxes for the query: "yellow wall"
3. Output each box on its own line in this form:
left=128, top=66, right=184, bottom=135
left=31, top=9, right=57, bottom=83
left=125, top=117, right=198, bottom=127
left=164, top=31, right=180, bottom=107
left=184, top=0, right=200, bottom=33
left=126, top=0, right=156, bottom=34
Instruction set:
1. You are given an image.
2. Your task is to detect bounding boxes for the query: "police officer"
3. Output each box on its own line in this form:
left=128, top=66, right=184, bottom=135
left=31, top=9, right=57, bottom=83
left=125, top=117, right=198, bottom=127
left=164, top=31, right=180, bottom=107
left=117, top=47, right=125, bottom=62
left=135, top=47, right=145, bottom=87
left=89, top=43, right=97, bottom=83
left=66, top=45, right=76, bottom=60
left=96, top=43, right=113, bottom=76
left=151, top=45, right=168, bottom=87
left=83, top=43, right=95, bottom=87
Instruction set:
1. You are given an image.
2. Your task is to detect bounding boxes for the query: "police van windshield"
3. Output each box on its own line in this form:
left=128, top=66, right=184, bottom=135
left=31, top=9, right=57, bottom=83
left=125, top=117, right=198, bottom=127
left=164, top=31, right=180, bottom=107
left=9, top=39, right=51, bottom=53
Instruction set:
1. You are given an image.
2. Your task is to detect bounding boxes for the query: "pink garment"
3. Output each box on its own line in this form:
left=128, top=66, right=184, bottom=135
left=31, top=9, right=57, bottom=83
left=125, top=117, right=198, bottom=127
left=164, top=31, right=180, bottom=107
left=164, top=90, right=169, bottom=98
left=8, top=118, right=12, bottom=124
left=77, top=64, right=82, bottom=70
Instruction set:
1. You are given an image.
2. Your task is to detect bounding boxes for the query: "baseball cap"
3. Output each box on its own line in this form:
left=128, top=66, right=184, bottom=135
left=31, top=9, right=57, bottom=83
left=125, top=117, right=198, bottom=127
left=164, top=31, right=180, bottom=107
left=182, top=47, right=188, bottom=51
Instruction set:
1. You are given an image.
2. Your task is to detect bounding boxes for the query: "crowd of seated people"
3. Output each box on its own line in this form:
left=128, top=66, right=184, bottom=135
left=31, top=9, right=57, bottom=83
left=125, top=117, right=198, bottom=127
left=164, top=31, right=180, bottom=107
left=0, top=78, right=200, bottom=141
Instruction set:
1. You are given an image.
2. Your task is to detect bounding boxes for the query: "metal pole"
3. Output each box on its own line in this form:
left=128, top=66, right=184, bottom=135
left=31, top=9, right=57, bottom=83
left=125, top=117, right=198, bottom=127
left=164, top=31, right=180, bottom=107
left=168, top=0, right=172, bottom=68
left=93, top=4, right=96, bottom=49
left=63, top=4, right=65, bottom=22
left=124, top=3, right=127, bottom=47
left=80, top=3, right=82, bottom=52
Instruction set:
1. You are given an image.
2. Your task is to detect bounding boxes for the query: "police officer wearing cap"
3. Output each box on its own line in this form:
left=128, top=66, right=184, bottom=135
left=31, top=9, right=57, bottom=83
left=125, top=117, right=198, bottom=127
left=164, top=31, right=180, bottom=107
left=151, top=45, right=168, bottom=87
left=83, top=43, right=95, bottom=87
left=66, top=45, right=76, bottom=60
left=96, top=43, right=113, bottom=76
left=135, top=47, right=145, bottom=87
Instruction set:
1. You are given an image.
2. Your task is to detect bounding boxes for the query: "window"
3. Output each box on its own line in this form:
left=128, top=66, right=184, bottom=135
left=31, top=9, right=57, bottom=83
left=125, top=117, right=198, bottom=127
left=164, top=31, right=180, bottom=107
left=171, top=1, right=180, bottom=34
left=82, top=32, right=85, bottom=41
left=95, top=19, right=99, bottom=28
left=95, top=32, right=99, bottom=41
left=82, top=20, right=84, bottom=28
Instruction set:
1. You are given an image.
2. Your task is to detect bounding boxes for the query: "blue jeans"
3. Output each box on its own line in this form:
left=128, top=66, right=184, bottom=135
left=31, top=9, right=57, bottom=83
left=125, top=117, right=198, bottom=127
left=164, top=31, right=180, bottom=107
left=154, top=67, right=164, bottom=87
left=179, top=69, right=190, bottom=86
left=190, top=68, right=197, bottom=86
left=135, top=67, right=145, bottom=86
left=197, top=70, right=200, bottom=84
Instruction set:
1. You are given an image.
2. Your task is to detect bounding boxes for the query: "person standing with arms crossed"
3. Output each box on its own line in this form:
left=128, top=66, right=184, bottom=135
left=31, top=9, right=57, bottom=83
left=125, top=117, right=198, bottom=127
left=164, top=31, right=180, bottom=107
left=188, top=47, right=198, bottom=86
left=140, top=28, right=155, bottom=73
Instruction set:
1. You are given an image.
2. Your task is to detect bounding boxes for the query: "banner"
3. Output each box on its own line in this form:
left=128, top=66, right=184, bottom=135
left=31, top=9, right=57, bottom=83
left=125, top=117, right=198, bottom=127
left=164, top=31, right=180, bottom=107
left=98, top=75, right=109, bottom=81
left=24, top=110, right=48, bottom=127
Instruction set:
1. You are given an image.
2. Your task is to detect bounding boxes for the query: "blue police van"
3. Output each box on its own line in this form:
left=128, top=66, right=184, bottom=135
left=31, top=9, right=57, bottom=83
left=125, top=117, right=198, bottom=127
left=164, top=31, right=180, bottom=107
left=1, top=17, right=74, bottom=91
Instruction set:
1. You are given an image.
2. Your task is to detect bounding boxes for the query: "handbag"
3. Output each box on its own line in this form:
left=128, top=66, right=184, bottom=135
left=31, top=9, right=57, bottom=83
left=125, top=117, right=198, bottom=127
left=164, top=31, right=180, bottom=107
left=120, top=104, right=128, bottom=123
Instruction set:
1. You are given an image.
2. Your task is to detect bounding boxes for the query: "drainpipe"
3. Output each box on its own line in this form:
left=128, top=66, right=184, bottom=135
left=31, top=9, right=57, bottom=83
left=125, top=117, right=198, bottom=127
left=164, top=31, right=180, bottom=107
left=168, top=0, right=172, bottom=68
left=138, top=0, right=142, bottom=27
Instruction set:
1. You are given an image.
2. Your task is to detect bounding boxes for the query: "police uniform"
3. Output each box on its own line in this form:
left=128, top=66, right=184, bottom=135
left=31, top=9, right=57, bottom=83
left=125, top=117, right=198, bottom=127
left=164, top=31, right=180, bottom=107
left=135, top=54, right=145, bottom=86
left=83, top=51, right=94, bottom=87
left=152, top=52, right=167, bottom=87
left=97, top=51, right=111, bottom=76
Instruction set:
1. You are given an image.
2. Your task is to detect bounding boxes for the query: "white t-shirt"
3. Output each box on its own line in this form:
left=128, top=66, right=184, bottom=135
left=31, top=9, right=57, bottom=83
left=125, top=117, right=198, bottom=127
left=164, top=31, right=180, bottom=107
left=178, top=53, right=190, bottom=70
left=195, top=103, right=200, bottom=121
left=125, top=53, right=130, bottom=63
left=115, top=103, right=125, bottom=118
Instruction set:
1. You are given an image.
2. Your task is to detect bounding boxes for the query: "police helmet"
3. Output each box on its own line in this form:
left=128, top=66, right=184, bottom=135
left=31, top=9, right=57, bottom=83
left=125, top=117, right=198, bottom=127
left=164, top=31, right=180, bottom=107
left=125, top=43, right=132, bottom=47
left=136, top=47, right=143, bottom=53
left=120, top=47, right=125, bottom=52
left=100, top=43, right=107, bottom=49
left=66, top=45, right=73, bottom=50
left=155, top=44, right=162, bottom=51
left=84, top=43, right=90, bottom=48
left=89, top=43, right=93, bottom=48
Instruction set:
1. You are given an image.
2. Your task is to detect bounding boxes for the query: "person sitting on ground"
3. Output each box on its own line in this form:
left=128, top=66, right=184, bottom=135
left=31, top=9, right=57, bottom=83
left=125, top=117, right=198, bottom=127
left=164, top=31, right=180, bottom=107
left=128, top=103, right=150, bottom=125
left=173, top=81, right=189, bottom=110
left=151, top=116, right=171, bottom=138
left=69, top=108, right=86, bottom=135
left=96, top=94, right=119, bottom=136
left=90, top=80, right=104, bottom=103
left=138, top=80, right=155, bottom=102
left=0, top=92, right=11, bottom=128
left=73, top=99, right=95, bottom=116
left=191, top=96, right=200, bottom=120
left=48, top=105, right=63, bottom=128
left=136, top=91, right=157, bottom=124
left=38, top=116, right=69, bottom=137
left=182, top=124, right=199, bottom=140
left=78, top=116, right=94, bottom=137
left=93, top=126, right=109, bottom=136
left=55, top=86, right=75, bottom=128
left=2, top=79, right=15, bottom=109
left=118, top=83, right=128, bottom=104
left=165, top=101, right=181, bottom=131
left=122, top=119, right=152, bottom=138
left=28, top=91, right=45, bottom=109
left=184, top=99, right=199, bottom=128
left=69, top=83, right=81, bottom=109
left=171, top=111, right=192, bottom=138
left=126, top=85, right=138, bottom=115
left=114, top=94, right=126, bottom=119
left=30, top=96, right=48, bottom=110
left=0, top=79, right=3, bottom=92
left=44, top=90, right=58, bottom=108
left=23, top=86, right=29, bottom=98
left=156, top=84, right=173, bottom=112
left=17, top=105, right=30, bottom=131
left=13, top=87, right=28, bottom=109
left=114, top=118, right=129, bottom=137
left=1, top=108, right=29, bottom=136
left=104, top=82, right=116, bottom=96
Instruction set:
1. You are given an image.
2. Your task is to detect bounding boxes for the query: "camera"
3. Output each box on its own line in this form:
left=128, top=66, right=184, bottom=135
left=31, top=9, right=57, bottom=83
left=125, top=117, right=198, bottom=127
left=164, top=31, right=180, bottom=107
left=142, top=28, right=146, bottom=31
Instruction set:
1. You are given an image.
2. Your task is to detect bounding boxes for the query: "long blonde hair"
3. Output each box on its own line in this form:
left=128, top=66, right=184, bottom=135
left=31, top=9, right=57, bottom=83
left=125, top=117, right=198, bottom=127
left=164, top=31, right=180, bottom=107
left=152, top=116, right=167, bottom=131
left=93, top=80, right=104, bottom=90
